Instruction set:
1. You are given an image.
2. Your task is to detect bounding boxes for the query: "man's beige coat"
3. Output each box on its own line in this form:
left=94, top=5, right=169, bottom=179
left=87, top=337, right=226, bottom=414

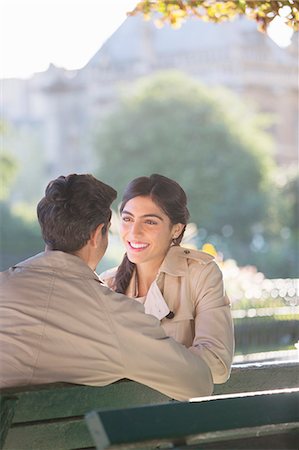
left=0, top=251, right=213, bottom=401
left=101, top=246, right=234, bottom=384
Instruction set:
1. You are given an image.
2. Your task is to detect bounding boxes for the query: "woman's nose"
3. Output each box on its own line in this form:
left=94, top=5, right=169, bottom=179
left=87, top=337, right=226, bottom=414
left=130, top=221, right=143, bottom=236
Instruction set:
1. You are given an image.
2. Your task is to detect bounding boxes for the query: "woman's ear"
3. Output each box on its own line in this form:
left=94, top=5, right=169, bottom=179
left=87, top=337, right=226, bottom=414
left=172, top=223, right=185, bottom=240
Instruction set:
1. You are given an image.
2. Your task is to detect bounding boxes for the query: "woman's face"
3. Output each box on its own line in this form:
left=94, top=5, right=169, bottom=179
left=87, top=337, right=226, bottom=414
left=120, top=195, right=183, bottom=268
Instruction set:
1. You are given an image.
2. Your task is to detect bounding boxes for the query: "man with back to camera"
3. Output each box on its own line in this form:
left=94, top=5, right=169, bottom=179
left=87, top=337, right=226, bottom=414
left=0, top=174, right=213, bottom=400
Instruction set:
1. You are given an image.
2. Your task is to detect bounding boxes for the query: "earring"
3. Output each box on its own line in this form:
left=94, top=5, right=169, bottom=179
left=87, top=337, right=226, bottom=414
left=172, top=234, right=179, bottom=245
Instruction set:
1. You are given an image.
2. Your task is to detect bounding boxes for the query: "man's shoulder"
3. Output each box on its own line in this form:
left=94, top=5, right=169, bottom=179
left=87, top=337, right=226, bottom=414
left=12, top=251, right=62, bottom=269
left=0, top=253, right=44, bottom=278
left=9, top=251, right=98, bottom=280
left=10, top=252, right=45, bottom=268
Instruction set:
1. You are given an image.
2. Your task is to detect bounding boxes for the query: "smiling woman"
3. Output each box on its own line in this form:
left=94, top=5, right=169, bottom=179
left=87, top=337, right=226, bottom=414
left=101, top=174, right=235, bottom=384
left=120, top=196, right=185, bottom=287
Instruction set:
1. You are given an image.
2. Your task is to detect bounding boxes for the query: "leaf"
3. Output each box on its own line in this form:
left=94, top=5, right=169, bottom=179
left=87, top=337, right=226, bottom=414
left=129, top=0, right=299, bottom=32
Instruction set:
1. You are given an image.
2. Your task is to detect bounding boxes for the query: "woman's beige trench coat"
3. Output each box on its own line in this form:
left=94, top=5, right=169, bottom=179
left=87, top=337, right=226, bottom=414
left=101, top=245, right=235, bottom=384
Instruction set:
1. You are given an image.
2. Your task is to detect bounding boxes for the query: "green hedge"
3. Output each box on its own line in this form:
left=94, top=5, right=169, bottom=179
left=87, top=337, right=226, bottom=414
left=234, top=317, right=299, bottom=354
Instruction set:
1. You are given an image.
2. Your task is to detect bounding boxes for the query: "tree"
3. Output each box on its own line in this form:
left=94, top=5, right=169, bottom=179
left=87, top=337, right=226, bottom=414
left=95, top=71, right=274, bottom=251
left=283, top=173, right=299, bottom=235
left=129, top=0, right=299, bottom=32
left=0, top=153, right=18, bottom=200
left=0, top=202, right=43, bottom=271
left=0, top=120, right=44, bottom=270
left=259, top=170, right=299, bottom=277
left=0, top=121, right=18, bottom=200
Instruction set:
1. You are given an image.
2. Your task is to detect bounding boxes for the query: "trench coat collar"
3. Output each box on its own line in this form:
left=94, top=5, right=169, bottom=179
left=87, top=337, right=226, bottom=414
left=125, top=246, right=213, bottom=297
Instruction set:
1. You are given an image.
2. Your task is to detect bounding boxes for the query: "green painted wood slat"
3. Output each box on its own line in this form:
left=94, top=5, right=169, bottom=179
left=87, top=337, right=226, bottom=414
left=0, top=396, right=18, bottom=449
left=1, top=362, right=298, bottom=450
left=0, top=380, right=169, bottom=424
left=4, top=418, right=91, bottom=450
left=86, top=388, right=299, bottom=450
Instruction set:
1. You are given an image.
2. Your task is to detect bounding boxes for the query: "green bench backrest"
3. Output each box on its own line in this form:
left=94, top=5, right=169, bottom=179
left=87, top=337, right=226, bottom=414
left=86, top=388, right=299, bottom=450
left=1, top=361, right=298, bottom=450
left=0, top=381, right=168, bottom=450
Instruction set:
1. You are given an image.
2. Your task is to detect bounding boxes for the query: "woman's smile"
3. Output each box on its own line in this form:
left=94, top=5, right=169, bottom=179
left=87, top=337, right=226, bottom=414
left=120, top=196, right=178, bottom=268
left=128, top=241, right=150, bottom=251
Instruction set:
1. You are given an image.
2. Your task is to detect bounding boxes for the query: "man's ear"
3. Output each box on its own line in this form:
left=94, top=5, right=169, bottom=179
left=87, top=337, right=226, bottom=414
left=90, top=223, right=105, bottom=248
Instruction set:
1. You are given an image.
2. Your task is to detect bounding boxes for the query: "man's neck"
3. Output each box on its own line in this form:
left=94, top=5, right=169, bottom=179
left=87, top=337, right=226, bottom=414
left=46, top=237, right=103, bottom=272
left=74, top=246, right=97, bottom=271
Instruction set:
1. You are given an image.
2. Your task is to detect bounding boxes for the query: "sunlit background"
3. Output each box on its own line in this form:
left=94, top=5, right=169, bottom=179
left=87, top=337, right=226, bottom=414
left=1, top=0, right=298, bottom=363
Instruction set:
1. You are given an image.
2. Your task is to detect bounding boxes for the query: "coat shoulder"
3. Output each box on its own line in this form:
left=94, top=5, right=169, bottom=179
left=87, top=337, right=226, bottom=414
left=179, top=247, right=215, bottom=265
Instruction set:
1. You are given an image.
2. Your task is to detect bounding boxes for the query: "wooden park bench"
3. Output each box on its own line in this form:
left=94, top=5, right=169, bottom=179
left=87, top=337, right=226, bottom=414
left=0, top=380, right=168, bottom=450
left=0, top=361, right=298, bottom=450
left=86, top=388, right=299, bottom=450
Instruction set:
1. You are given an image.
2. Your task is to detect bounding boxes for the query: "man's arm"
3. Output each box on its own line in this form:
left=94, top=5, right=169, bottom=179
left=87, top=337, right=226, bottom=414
left=106, top=289, right=213, bottom=401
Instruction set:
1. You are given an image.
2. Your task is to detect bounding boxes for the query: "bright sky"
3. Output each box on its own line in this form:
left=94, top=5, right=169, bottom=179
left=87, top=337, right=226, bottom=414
left=0, top=0, right=138, bottom=79
left=0, top=0, right=294, bottom=80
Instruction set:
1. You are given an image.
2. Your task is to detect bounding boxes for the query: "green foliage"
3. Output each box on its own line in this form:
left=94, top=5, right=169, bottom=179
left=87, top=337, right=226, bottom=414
left=130, top=0, right=299, bottom=32
left=0, top=154, right=18, bottom=200
left=0, top=121, right=19, bottom=200
left=0, top=202, right=44, bottom=270
left=5, top=125, right=46, bottom=204
left=95, top=71, right=274, bottom=247
left=234, top=317, right=299, bottom=354
left=281, top=171, right=299, bottom=233
left=250, top=170, right=299, bottom=278
left=249, top=235, right=298, bottom=278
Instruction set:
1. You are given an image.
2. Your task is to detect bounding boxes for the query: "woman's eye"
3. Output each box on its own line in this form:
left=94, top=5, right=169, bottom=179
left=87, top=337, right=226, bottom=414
left=145, top=220, right=158, bottom=225
left=122, top=216, right=132, bottom=222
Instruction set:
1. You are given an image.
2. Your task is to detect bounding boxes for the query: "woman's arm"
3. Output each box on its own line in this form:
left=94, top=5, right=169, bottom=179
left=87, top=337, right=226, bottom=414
left=188, top=261, right=235, bottom=384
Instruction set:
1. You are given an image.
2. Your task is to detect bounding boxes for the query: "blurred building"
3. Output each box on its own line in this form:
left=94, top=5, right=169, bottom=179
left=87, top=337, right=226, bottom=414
left=2, top=16, right=298, bottom=199
left=83, top=16, right=298, bottom=167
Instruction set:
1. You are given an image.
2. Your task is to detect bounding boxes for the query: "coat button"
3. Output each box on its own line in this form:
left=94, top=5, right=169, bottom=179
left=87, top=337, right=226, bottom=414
left=184, top=249, right=190, bottom=254
left=166, top=311, right=175, bottom=319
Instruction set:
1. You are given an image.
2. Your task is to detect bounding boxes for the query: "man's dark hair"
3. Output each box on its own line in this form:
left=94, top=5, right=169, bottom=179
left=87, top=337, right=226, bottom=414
left=37, top=174, right=117, bottom=252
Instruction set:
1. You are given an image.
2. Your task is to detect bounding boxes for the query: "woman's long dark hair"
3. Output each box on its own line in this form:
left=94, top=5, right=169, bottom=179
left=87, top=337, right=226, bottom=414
left=114, top=174, right=190, bottom=294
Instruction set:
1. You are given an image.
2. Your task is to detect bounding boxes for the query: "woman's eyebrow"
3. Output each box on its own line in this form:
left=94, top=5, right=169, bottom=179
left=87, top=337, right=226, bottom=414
left=122, top=210, right=163, bottom=221
left=121, top=210, right=134, bottom=216
left=142, top=214, right=163, bottom=220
